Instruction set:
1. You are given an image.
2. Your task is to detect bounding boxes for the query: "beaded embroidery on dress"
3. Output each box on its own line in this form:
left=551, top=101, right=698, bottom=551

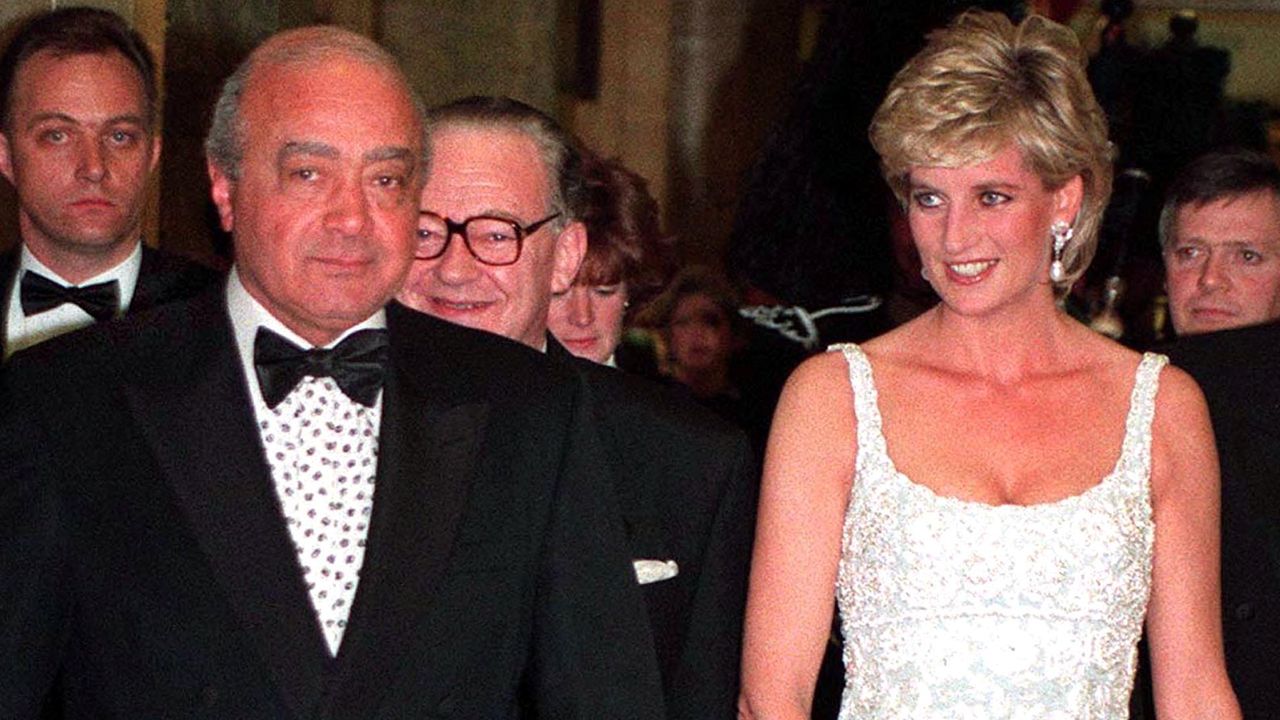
left=831, top=343, right=1164, bottom=720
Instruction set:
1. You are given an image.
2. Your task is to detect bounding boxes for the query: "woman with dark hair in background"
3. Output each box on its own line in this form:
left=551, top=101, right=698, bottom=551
left=548, top=150, right=671, bottom=373
left=740, top=10, right=1238, bottom=719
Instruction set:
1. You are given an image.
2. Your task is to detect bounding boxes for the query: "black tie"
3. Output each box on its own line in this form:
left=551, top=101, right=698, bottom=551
left=19, top=271, right=120, bottom=322
left=253, top=327, right=390, bottom=409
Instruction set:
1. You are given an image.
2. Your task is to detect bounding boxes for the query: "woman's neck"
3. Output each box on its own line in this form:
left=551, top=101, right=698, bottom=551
left=925, top=294, right=1081, bottom=385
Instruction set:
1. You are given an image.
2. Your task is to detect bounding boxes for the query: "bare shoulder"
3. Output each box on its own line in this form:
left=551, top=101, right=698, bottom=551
left=768, top=348, right=859, bottom=477
left=788, top=347, right=855, bottom=393
left=1072, top=326, right=1170, bottom=394
left=776, top=349, right=857, bottom=433
left=1149, top=360, right=1213, bottom=456
left=1148, top=356, right=1216, bottom=504
left=1067, top=320, right=1141, bottom=370
left=1151, top=360, right=1210, bottom=423
left=1081, top=332, right=1211, bottom=437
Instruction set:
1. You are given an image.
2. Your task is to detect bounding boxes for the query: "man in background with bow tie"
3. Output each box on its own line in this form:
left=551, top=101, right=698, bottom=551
left=0, top=7, right=218, bottom=359
left=398, top=95, right=757, bottom=720
left=0, top=25, right=662, bottom=720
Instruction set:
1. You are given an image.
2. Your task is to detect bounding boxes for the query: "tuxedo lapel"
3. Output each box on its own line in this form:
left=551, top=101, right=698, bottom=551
left=545, top=333, right=573, bottom=364
left=115, top=293, right=329, bottom=717
left=545, top=335, right=645, bottom=511
left=129, top=246, right=169, bottom=313
left=327, top=305, right=489, bottom=710
left=129, top=245, right=222, bottom=314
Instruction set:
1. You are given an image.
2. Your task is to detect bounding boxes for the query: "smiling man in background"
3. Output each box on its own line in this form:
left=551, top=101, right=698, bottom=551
left=399, top=95, right=757, bottom=720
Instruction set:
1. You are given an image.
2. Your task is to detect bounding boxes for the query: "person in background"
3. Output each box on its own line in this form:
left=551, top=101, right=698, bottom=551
left=740, top=10, right=1237, bottom=719
left=1160, top=146, right=1280, bottom=337
left=661, top=267, right=743, bottom=399
left=547, top=149, right=670, bottom=370
left=1086, top=0, right=1142, bottom=170
left=0, top=7, right=217, bottom=359
left=1154, top=146, right=1280, bottom=720
left=397, top=95, right=757, bottom=720
left=641, top=265, right=775, bottom=449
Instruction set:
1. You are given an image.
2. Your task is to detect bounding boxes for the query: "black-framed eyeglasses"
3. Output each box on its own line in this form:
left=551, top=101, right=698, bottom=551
left=415, top=211, right=561, bottom=266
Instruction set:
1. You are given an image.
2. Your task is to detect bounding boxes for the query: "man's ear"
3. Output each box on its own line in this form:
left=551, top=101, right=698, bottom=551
left=148, top=134, right=162, bottom=176
left=0, top=132, right=15, bottom=187
left=207, top=159, right=236, bottom=232
left=550, top=220, right=587, bottom=294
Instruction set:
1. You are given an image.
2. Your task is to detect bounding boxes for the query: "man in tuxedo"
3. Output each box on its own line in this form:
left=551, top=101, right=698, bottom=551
left=0, top=28, right=662, bottom=719
left=0, top=7, right=217, bottom=358
left=398, top=95, right=758, bottom=720
left=1155, top=148, right=1280, bottom=719
left=1164, top=321, right=1280, bottom=720
left=1161, top=147, right=1280, bottom=337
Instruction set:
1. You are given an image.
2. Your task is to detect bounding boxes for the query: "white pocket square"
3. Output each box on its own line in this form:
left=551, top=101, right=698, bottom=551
left=633, top=558, right=679, bottom=585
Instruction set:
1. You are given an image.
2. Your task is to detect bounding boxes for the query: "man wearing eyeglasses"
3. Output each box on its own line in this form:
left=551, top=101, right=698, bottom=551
left=398, top=95, right=757, bottom=720
left=399, top=98, right=585, bottom=348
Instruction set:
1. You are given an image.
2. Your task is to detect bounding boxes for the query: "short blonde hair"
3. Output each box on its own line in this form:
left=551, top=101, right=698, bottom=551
left=869, top=10, right=1113, bottom=291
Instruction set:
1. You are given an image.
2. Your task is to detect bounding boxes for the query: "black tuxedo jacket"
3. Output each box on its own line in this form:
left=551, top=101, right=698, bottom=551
left=0, top=290, right=664, bottom=719
left=0, top=244, right=222, bottom=356
left=1166, top=322, right=1280, bottom=720
left=548, top=338, right=758, bottom=720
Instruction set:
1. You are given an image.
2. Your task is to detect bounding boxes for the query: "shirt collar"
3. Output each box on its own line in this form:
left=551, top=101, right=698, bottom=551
left=226, top=266, right=387, bottom=407
left=19, top=241, right=143, bottom=311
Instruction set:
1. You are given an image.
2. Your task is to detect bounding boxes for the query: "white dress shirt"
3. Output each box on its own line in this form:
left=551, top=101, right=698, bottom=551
left=5, top=242, right=142, bottom=358
left=227, top=268, right=387, bottom=655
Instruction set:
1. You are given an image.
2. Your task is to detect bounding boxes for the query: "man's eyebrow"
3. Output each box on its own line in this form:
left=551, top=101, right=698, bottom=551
left=104, top=114, right=149, bottom=127
left=278, top=140, right=340, bottom=163
left=24, top=112, right=149, bottom=129
left=276, top=142, right=413, bottom=165
left=364, top=146, right=413, bottom=163
left=25, top=112, right=76, bottom=128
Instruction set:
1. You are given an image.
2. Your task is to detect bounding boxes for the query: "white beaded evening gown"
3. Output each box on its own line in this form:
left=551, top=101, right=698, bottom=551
left=832, top=344, right=1165, bottom=720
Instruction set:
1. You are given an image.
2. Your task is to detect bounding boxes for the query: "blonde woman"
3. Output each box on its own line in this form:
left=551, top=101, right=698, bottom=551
left=739, top=10, right=1238, bottom=720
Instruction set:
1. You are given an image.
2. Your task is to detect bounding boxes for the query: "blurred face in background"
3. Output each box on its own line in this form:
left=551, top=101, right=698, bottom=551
left=1164, top=189, right=1280, bottom=335
left=668, top=291, right=733, bottom=375
left=548, top=280, right=628, bottom=364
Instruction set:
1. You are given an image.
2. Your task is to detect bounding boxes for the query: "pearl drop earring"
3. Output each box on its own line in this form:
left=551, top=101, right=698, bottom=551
left=1049, top=221, right=1074, bottom=283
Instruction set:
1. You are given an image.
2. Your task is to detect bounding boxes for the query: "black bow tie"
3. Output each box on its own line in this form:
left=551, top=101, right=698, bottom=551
left=19, top=271, right=120, bottom=322
left=253, top=327, right=390, bottom=409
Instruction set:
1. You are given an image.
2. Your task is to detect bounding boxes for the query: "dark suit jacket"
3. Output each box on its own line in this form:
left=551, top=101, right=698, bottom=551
left=0, top=244, right=222, bottom=356
left=1166, top=322, right=1280, bottom=720
left=0, top=290, right=664, bottom=720
left=548, top=338, right=758, bottom=720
